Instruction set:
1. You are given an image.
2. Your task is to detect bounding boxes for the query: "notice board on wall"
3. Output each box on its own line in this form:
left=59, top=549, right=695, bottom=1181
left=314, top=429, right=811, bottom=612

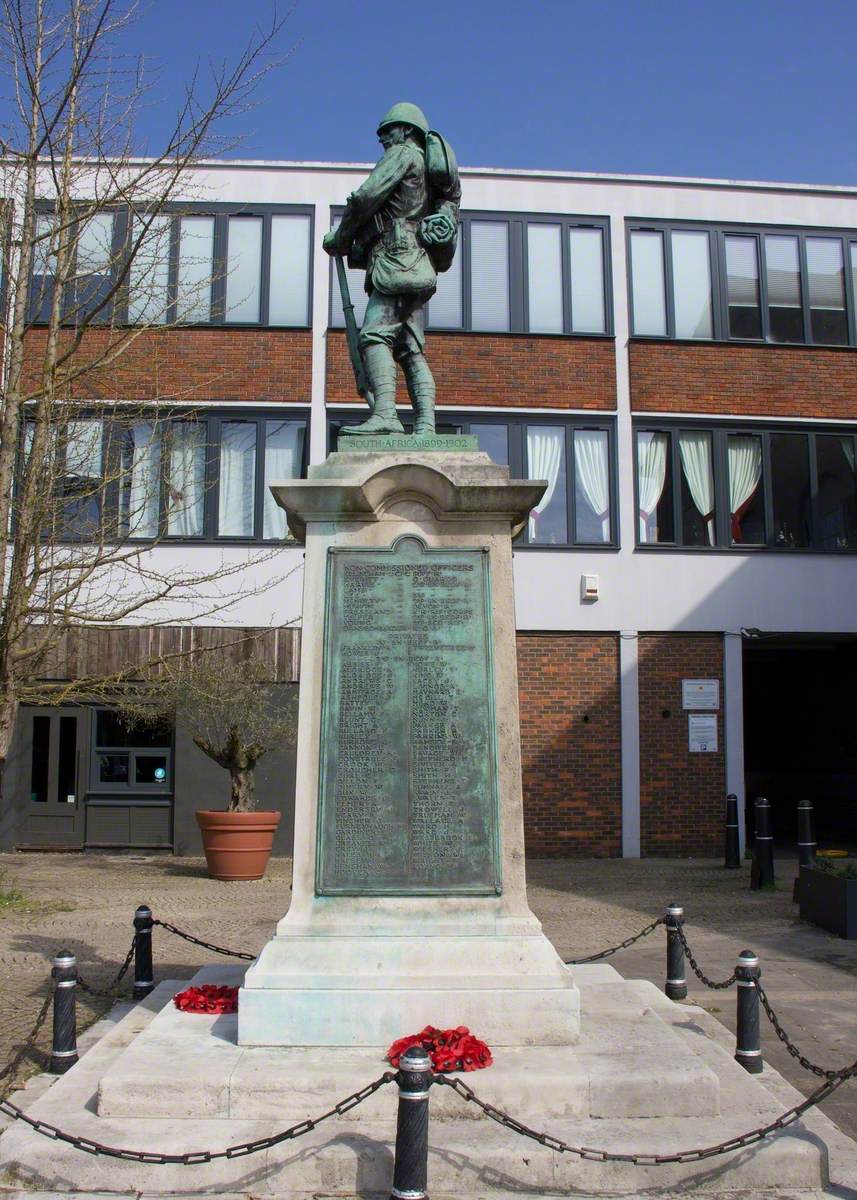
left=688, top=714, right=718, bottom=753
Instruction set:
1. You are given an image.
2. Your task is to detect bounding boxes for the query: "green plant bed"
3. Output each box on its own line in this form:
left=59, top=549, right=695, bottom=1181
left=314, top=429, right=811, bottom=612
left=799, top=860, right=857, bottom=939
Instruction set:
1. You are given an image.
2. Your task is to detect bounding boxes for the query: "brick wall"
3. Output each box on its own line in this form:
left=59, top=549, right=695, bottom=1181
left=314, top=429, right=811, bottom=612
left=638, top=633, right=725, bottom=856
left=327, top=331, right=616, bottom=410
left=516, top=632, right=622, bottom=857
left=23, top=328, right=312, bottom=403
left=630, top=340, right=857, bottom=420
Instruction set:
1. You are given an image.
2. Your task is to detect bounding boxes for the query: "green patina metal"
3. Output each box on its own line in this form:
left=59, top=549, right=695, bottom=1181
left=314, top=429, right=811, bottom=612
left=316, top=535, right=501, bottom=896
left=322, top=102, right=461, bottom=437
left=336, top=434, right=479, bottom=453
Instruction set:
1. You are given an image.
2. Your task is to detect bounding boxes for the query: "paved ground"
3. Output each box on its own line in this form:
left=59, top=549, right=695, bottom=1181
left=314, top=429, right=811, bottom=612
left=1, top=851, right=855, bottom=1143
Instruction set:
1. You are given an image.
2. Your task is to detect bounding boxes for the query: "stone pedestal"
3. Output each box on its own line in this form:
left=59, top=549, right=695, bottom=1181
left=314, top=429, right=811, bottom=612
left=239, top=441, right=579, bottom=1046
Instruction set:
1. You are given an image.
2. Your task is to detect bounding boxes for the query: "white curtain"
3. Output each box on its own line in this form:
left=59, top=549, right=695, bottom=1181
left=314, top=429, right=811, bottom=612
left=263, top=422, right=304, bottom=538
left=167, top=423, right=205, bottom=537
left=527, top=427, right=563, bottom=541
left=126, top=421, right=159, bottom=537
left=679, top=431, right=715, bottom=545
left=218, top=422, right=256, bottom=536
left=637, top=432, right=668, bottom=542
left=574, top=430, right=610, bottom=541
left=728, top=436, right=762, bottom=541
left=841, top=437, right=855, bottom=473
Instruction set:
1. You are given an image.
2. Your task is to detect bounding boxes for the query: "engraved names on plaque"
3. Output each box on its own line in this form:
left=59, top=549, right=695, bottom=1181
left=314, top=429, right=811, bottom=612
left=317, top=536, right=500, bottom=895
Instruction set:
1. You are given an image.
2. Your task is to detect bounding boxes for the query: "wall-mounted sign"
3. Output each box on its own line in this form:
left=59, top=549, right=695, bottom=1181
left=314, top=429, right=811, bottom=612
left=689, top=714, right=718, bottom=753
left=682, top=679, right=719, bottom=710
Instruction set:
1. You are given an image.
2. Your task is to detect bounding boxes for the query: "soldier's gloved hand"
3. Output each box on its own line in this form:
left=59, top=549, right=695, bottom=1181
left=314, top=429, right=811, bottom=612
left=322, top=230, right=340, bottom=256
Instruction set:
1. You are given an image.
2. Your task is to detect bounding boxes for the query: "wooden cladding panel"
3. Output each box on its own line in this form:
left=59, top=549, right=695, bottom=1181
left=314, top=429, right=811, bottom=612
left=30, top=625, right=301, bottom=683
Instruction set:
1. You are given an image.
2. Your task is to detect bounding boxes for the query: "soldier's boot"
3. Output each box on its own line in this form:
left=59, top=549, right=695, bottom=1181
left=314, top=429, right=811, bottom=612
left=341, top=344, right=405, bottom=436
left=401, top=352, right=436, bottom=436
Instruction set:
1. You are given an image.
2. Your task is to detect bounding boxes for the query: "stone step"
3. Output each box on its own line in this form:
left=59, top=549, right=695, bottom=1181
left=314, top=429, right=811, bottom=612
left=0, top=977, right=841, bottom=1197
left=96, top=966, right=718, bottom=1121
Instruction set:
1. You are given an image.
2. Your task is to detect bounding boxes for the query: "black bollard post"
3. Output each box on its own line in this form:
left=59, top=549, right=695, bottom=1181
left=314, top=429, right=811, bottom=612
left=750, top=797, right=775, bottom=890
left=735, top=949, right=763, bottom=1074
left=797, top=799, right=816, bottom=868
left=390, top=1045, right=433, bottom=1200
left=50, top=951, right=79, bottom=1074
left=133, top=905, right=155, bottom=1000
left=724, top=793, right=740, bottom=869
left=664, top=904, right=687, bottom=1001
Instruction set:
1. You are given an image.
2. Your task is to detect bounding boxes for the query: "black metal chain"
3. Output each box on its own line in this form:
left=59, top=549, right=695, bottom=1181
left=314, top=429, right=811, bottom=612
left=755, top=981, right=857, bottom=1081
left=0, top=1072, right=396, bottom=1163
left=153, top=919, right=255, bottom=962
left=77, top=935, right=138, bottom=999
left=436, top=1066, right=854, bottom=1164
left=0, top=992, right=52, bottom=1101
left=675, top=925, right=736, bottom=990
left=564, top=917, right=664, bottom=965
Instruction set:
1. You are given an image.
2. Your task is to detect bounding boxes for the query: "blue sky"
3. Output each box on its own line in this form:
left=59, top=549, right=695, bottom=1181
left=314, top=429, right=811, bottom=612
left=124, top=0, right=857, bottom=183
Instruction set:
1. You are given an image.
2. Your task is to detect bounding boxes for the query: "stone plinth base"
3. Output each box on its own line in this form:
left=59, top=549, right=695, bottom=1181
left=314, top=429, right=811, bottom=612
left=1, top=966, right=843, bottom=1197
left=239, top=921, right=579, bottom=1046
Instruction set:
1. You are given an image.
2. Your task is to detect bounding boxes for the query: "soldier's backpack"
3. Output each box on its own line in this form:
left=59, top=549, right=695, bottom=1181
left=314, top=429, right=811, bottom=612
left=425, top=130, right=459, bottom=200
left=422, top=130, right=461, bottom=274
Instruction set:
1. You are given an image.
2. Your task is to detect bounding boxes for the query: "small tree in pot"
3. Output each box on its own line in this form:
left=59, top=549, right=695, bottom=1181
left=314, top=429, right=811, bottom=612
left=118, top=651, right=298, bottom=879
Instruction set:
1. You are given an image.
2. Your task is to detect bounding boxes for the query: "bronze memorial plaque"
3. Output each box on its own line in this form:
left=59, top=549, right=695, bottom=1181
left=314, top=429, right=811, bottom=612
left=317, top=535, right=501, bottom=895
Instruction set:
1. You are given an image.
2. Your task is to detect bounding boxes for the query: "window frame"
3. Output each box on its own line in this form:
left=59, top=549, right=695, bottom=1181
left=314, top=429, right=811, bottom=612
left=326, top=409, right=618, bottom=550
left=627, top=218, right=857, bottom=348
left=328, top=207, right=613, bottom=338
left=633, top=417, right=857, bottom=553
left=29, top=201, right=315, bottom=330
left=88, top=706, right=173, bottom=795
left=23, top=406, right=310, bottom=545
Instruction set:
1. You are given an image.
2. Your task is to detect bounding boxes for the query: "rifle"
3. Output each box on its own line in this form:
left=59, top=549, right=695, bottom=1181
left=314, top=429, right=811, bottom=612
left=334, top=254, right=372, bottom=402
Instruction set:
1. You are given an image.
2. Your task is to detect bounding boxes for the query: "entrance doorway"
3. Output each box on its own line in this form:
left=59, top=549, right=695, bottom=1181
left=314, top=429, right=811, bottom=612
left=743, top=635, right=857, bottom=852
left=21, top=707, right=85, bottom=847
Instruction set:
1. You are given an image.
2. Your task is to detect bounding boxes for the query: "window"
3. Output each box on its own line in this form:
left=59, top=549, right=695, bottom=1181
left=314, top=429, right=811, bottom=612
left=32, top=204, right=313, bottom=328
left=327, top=412, right=615, bottom=548
left=635, top=421, right=857, bottom=552
left=629, top=220, right=857, bottom=347
left=90, top=709, right=172, bottom=793
left=28, top=409, right=308, bottom=543
left=329, top=210, right=611, bottom=336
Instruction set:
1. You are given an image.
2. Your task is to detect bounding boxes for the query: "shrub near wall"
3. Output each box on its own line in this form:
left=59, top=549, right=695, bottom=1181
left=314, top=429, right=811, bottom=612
left=638, top=633, right=725, bottom=857
left=516, top=632, right=622, bottom=857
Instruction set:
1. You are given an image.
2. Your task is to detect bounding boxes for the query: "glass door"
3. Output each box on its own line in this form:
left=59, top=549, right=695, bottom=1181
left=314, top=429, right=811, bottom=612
left=24, top=708, right=85, bottom=846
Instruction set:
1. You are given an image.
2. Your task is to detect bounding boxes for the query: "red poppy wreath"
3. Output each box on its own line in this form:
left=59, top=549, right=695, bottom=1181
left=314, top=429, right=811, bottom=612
left=387, top=1025, right=492, bottom=1073
left=173, top=984, right=239, bottom=1014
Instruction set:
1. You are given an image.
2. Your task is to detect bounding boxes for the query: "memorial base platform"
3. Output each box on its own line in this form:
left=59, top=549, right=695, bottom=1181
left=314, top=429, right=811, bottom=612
left=2, top=964, right=852, bottom=1197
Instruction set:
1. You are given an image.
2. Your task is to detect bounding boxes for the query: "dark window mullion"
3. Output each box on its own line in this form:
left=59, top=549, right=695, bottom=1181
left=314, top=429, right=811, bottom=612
left=671, top=430, right=683, bottom=545
left=565, top=424, right=575, bottom=546
left=712, top=429, right=729, bottom=547
left=166, top=216, right=180, bottom=325
left=112, top=208, right=130, bottom=324
left=808, top=430, right=820, bottom=548
left=662, top=231, right=676, bottom=339
left=521, top=221, right=532, bottom=333
left=211, top=216, right=228, bottom=324
left=797, top=235, right=812, bottom=345
left=761, top=432, right=774, bottom=546
left=509, top=218, right=524, bottom=332
left=757, top=233, right=771, bottom=342
left=462, top=217, right=473, bottom=329
left=253, top=417, right=266, bottom=538
left=561, top=219, right=573, bottom=335
left=205, top=416, right=220, bottom=539
left=259, top=214, right=272, bottom=327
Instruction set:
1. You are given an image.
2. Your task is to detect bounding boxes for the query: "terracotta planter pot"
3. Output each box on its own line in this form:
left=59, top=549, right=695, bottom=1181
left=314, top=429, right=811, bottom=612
left=195, top=810, right=281, bottom=881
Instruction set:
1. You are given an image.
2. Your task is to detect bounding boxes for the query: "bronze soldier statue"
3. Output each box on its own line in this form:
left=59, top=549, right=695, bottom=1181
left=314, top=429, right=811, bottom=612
left=323, top=102, right=460, bottom=436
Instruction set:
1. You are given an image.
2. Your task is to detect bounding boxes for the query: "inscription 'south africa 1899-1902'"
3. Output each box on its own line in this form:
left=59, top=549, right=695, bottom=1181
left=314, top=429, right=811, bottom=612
left=317, top=536, right=500, bottom=895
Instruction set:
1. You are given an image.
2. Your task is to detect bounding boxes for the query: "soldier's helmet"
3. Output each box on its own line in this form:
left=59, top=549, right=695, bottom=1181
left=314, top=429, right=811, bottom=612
left=377, top=102, right=429, bottom=138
